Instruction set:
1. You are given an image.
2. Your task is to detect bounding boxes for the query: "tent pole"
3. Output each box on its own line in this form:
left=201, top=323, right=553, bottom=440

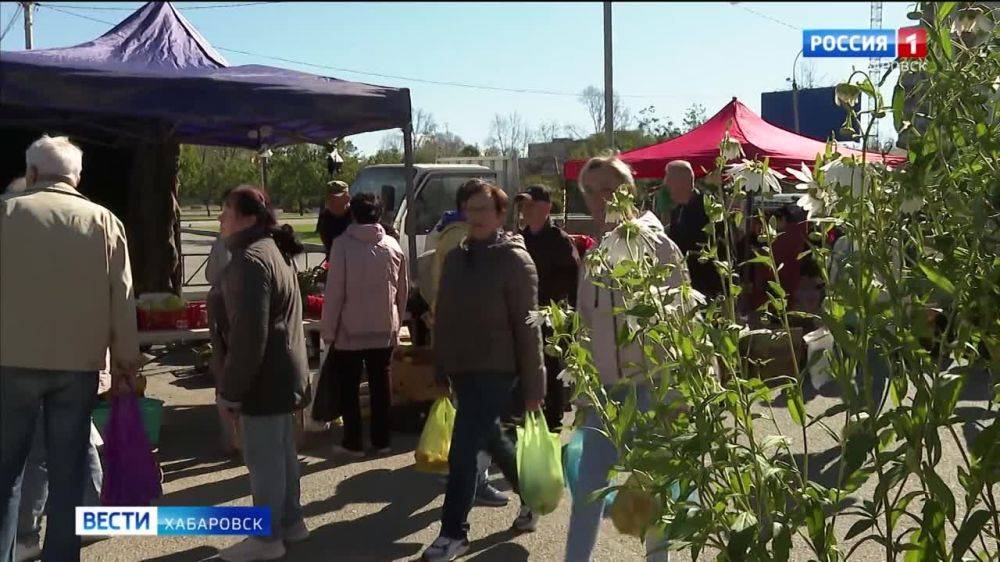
left=403, top=123, right=417, bottom=274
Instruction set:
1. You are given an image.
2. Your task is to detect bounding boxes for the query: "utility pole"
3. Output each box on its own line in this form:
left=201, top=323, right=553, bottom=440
left=20, top=1, right=33, bottom=49
left=603, top=1, right=614, bottom=150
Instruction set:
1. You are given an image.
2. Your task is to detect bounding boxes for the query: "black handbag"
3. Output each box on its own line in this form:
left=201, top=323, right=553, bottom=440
left=311, top=350, right=341, bottom=422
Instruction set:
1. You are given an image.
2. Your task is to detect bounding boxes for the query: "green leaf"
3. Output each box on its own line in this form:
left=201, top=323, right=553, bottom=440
left=845, top=518, right=875, bottom=540
left=772, top=522, right=791, bottom=562
left=970, top=421, right=1000, bottom=484
left=935, top=2, right=956, bottom=23
left=918, top=263, right=956, bottom=295
left=841, top=422, right=877, bottom=488
left=938, top=24, right=953, bottom=59
left=786, top=387, right=806, bottom=427
left=952, top=509, right=990, bottom=560
left=726, top=522, right=757, bottom=561
left=892, top=84, right=906, bottom=132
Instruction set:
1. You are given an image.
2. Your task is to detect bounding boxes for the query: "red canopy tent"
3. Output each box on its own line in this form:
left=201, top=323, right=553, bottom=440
left=563, top=97, right=906, bottom=181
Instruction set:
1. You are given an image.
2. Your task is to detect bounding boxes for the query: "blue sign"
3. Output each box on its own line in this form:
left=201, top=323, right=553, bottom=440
left=761, top=87, right=859, bottom=142
left=77, top=506, right=271, bottom=536
left=803, top=29, right=896, bottom=58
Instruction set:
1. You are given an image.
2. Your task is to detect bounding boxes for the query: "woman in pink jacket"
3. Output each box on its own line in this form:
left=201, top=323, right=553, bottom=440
left=321, top=193, right=408, bottom=457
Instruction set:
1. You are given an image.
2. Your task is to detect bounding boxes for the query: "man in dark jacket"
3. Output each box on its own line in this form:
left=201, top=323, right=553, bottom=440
left=662, top=160, right=723, bottom=300
left=516, top=185, right=579, bottom=431
left=316, top=180, right=352, bottom=256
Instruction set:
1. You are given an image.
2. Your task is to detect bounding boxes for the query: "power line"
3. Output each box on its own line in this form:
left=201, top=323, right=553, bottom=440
left=730, top=3, right=801, bottom=31
left=1, top=3, right=23, bottom=42
left=33, top=3, right=699, bottom=100
left=40, top=2, right=281, bottom=11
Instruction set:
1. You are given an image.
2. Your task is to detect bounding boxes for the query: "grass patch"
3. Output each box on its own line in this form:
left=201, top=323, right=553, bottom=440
left=180, top=222, right=322, bottom=245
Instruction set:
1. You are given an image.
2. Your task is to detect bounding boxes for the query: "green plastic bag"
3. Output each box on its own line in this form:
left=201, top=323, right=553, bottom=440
left=517, top=410, right=565, bottom=515
left=414, top=397, right=456, bottom=474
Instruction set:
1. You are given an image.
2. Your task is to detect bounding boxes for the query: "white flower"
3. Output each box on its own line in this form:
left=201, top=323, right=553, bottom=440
left=719, top=133, right=744, bottom=162
left=600, top=220, right=655, bottom=268
left=556, top=368, right=577, bottom=385
left=952, top=8, right=995, bottom=35
left=525, top=309, right=550, bottom=329
left=726, top=159, right=785, bottom=194
left=821, top=157, right=869, bottom=196
left=835, top=83, right=861, bottom=108
left=786, top=163, right=819, bottom=191
left=900, top=196, right=924, bottom=214
left=605, top=208, right=624, bottom=223
left=796, top=192, right=827, bottom=219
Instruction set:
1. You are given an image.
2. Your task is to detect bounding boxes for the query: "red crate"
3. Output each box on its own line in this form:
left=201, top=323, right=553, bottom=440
left=137, top=308, right=188, bottom=331
left=186, top=301, right=208, bottom=329
left=305, top=295, right=324, bottom=320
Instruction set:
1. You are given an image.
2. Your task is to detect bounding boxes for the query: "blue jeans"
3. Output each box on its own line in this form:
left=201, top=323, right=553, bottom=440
left=566, top=384, right=668, bottom=562
left=1, top=367, right=98, bottom=562
left=240, top=414, right=304, bottom=541
left=17, top=413, right=103, bottom=542
left=440, top=374, right=520, bottom=541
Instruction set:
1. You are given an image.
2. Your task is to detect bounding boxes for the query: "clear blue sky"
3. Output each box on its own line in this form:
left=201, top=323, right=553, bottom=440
left=0, top=1, right=915, bottom=155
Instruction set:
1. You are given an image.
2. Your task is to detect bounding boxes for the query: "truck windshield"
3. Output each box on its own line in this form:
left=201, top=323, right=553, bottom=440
left=349, top=167, right=407, bottom=222
left=412, top=173, right=494, bottom=235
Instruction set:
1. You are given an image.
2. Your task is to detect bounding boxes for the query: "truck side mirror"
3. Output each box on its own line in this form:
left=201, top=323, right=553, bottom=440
left=381, top=184, right=397, bottom=214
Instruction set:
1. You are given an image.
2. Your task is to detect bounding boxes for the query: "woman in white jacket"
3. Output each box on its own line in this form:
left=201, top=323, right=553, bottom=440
left=565, top=156, right=688, bottom=562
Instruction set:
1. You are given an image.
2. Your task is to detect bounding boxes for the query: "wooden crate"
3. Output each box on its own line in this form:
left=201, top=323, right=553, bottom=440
left=391, top=344, right=449, bottom=404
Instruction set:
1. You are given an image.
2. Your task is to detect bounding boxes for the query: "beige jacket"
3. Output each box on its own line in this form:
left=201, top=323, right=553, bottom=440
left=578, top=212, right=689, bottom=386
left=1, top=181, right=139, bottom=373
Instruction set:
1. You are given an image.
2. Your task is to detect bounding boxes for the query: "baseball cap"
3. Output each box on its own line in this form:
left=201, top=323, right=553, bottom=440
left=515, top=185, right=551, bottom=203
left=326, top=180, right=349, bottom=194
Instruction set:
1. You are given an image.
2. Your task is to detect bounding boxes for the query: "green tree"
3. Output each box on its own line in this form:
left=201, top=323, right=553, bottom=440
left=459, top=144, right=481, bottom=157
left=178, top=145, right=257, bottom=215
left=681, top=102, right=707, bottom=131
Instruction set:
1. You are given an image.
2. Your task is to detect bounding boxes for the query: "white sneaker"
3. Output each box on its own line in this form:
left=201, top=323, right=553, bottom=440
left=511, top=504, right=539, bottom=533
left=15, top=539, right=41, bottom=562
left=218, top=537, right=286, bottom=561
left=283, top=520, right=310, bottom=543
left=421, top=535, right=469, bottom=562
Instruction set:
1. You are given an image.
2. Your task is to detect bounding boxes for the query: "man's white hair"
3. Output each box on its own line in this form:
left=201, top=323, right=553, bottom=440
left=5, top=177, right=27, bottom=193
left=26, top=135, right=83, bottom=186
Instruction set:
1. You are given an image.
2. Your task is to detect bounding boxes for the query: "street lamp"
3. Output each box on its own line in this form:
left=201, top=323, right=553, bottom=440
left=791, top=48, right=803, bottom=134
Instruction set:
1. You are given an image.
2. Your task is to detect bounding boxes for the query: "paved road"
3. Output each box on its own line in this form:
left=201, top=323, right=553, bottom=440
left=77, top=351, right=993, bottom=561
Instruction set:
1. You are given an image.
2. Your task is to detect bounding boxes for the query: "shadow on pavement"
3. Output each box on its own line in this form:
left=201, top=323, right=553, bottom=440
left=142, top=545, right=218, bottom=562
left=463, top=529, right=529, bottom=561
left=289, top=465, right=442, bottom=560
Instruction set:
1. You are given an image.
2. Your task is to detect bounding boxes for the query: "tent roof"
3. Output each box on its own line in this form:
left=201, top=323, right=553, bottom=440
left=564, top=98, right=905, bottom=181
left=0, top=2, right=410, bottom=147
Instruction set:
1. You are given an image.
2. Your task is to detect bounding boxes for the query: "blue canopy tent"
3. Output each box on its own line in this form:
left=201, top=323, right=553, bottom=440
left=0, top=1, right=415, bottom=293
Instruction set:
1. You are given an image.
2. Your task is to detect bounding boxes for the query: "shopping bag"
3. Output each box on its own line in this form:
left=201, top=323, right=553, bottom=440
left=414, top=397, right=455, bottom=474
left=517, top=410, right=564, bottom=515
left=311, top=349, right=341, bottom=423
left=100, top=395, right=162, bottom=506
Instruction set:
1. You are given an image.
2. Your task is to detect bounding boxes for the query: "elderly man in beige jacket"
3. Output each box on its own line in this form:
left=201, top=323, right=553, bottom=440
left=1, top=135, right=140, bottom=562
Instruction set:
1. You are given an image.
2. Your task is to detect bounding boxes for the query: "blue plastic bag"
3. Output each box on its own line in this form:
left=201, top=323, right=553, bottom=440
left=100, top=395, right=162, bottom=506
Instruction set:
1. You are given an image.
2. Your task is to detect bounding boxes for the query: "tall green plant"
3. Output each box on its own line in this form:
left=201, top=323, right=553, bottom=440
left=543, top=4, right=998, bottom=560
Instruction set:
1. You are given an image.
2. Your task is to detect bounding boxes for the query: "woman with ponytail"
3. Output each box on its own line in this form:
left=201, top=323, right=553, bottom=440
left=215, top=185, right=311, bottom=561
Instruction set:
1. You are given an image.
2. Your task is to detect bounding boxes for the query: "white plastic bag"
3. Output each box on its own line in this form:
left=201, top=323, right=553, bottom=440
left=804, top=327, right=835, bottom=388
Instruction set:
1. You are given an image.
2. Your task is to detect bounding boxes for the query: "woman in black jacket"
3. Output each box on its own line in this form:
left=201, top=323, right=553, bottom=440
left=216, top=185, right=311, bottom=562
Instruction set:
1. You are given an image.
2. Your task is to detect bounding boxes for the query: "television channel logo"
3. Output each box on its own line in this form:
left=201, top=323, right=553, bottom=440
left=76, top=506, right=271, bottom=536
left=803, top=28, right=927, bottom=59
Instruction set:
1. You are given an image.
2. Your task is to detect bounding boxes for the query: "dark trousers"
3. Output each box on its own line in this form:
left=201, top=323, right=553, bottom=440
left=543, top=353, right=566, bottom=432
left=1, top=368, right=97, bottom=562
left=441, top=374, right=521, bottom=541
left=333, top=348, right=393, bottom=451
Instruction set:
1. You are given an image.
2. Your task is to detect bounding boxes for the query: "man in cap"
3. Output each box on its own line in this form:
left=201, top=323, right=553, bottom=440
left=316, top=180, right=352, bottom=257
left=516, top=185, right=579, bottom=432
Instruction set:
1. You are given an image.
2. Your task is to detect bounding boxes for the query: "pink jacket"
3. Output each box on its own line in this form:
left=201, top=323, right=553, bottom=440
left=321, top=223, right=408, bottom=350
